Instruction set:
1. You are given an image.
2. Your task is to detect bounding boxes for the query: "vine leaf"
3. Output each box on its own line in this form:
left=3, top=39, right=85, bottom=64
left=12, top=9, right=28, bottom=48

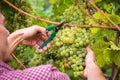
left=103, top=3, right=113, bottom=13
left=93, top=12, right=108, bottom=24
left=109, top=14, right=120, bottom=25
left=105, top=41, right=120, bottom=67
left=107, top=41, right=120, bottom=51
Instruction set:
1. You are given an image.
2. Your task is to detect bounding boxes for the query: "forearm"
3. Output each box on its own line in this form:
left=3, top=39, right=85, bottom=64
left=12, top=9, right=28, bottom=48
left=86, top=62, right=106, bottom=80
left=8, top=30, right=24, bottom=54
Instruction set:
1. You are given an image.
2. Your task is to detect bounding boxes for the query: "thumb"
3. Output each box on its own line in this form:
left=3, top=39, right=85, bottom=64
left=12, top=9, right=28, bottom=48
left=86, top=45, right=94, bottom=54
left=35, top=26, right=46, bottom=34
left=86, top=45, right=90, bottom=52
left=86, top=45, right=96, bottom=63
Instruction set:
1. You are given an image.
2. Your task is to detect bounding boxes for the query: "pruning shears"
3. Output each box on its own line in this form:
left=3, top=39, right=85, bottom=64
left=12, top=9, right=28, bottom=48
left=38, top=22, right=64, bottom=49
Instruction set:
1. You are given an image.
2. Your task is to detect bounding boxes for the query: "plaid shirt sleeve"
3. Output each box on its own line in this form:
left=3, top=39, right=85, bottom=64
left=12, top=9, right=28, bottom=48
left=0, top=63, right=70, bottom=80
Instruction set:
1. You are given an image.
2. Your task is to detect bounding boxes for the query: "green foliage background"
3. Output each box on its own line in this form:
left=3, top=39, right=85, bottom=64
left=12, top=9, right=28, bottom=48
left=1, top=0, right=120, bottom=79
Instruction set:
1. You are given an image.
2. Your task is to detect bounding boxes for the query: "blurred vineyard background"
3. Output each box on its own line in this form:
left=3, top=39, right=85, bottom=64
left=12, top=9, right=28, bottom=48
left=1, top=0, right=120, bottom=80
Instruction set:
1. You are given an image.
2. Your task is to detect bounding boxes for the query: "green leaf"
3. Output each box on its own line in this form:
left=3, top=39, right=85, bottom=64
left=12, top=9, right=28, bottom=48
left=49, top=0, right=57, bottom=4
left=105, top=41, right=120, bottom=67
left=91, top=40, right=111, bottom=67
left=109, top=14, right=120, bottom=25
left=108, top=41, right=120, bottom=50
left=93, top=12, right=108, bottom=23
left=103, top=3, right=113, bottom=13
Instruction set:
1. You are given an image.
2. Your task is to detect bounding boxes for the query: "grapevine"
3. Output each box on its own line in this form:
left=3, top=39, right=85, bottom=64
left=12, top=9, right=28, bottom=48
left=2, top=0, right=118, bottom=30
left=1, top=0, right=120, bottom=80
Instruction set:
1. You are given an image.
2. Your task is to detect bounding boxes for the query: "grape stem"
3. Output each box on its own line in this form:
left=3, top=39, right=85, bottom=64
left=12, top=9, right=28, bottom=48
left=2, top=0, right=119, bottom=31
left=109, top=63, right=119, bottom=80
left=87, top=0, right=120, bottom=31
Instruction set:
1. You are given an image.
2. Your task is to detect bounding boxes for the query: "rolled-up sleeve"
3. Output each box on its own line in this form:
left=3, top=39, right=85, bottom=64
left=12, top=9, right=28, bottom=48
left=0, top=64, right=70, bottom=80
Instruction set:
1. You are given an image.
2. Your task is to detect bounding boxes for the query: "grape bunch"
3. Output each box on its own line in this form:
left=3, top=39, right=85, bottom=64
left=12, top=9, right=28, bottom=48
left=61, top=5, right=90, bottom=25
left=52, top=5, right=91, bottom=77
left=51, top=27, right=91, bottom=77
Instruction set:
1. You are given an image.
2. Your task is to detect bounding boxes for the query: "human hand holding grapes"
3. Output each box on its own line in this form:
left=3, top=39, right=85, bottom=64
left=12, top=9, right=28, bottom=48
left=64, top=46, right=96, bottom=78
left=84, top=45, right=96, bottom=77
left=83, top=46, right=106, bottom=80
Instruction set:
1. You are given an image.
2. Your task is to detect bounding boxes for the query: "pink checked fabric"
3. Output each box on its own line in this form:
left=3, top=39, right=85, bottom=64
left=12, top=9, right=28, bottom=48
left=0, top=62, right=70, bottom=80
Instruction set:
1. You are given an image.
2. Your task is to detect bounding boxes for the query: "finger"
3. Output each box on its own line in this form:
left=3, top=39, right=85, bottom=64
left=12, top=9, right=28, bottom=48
left=83, top=68, right=87, bottom=78
left=43, top=46, right=47, bottom=51
left=86, top=45, right=91, bottom=53
left=46, top=43, right=50, bottom=48
left=36, top=49, right=44, bottom=53
left=34, top=45, right=44, bottom=53
left=22, top=40, right=31, bottom=46
left=46, top=31, right=51, bottom=37
left=33, top=34, right=43, bottom=43
left=41, top=35, right=48, bottom=41
left=36, top=38, right=43, bottom=45
left=36, top=33, right=48, bottom=41
left=86, top=45, right=94, bottom=55
left=29, top=34, right=42, bottom=45
left=85, top=52, right=96, bottom=64
left=34, top=43, right=46, bottom=51
left=34, top=26, right=47, bottom=36
left=36, top=42, right=50, bottom=51
left=31, top=25, right=47, bottom=37
left=34, top=45, right=39, bottom=50
left=38, top=49, right=43, bottom=53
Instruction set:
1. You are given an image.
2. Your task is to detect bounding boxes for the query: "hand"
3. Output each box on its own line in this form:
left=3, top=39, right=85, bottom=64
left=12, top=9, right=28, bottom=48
left=84, top=45, right=96, bottom=77
left=21, top=25, right=50, bottom=52
left=83, top=47, right=106, bottom=80
left=63, top=46, right=96, bottom=70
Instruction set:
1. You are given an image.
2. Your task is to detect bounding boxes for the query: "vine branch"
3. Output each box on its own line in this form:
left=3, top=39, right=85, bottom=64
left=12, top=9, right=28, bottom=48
left=3, top=0, right=120, bottom=78
left=110, top=63, right=119, bottom=80
left=2, top=0, right=59, bottom=25
left=87, top=0, right=120, bottom=31
left=74, top=0, right=106, bottom=26
left=11, top=53, right=26, bottom=69
left=2, top=0, right=119, bottom=31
